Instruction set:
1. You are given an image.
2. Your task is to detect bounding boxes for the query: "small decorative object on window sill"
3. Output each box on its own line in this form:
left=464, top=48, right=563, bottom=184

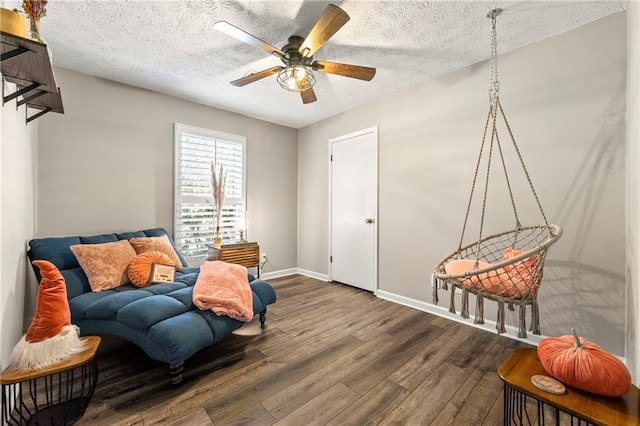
left=214, top=233, right=223, bottom=248
left=238, top=212, right=248, bottom=243
left=21, top=0, right=47, bottom=42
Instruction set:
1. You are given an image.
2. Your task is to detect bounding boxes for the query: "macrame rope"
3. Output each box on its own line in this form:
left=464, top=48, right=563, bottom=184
left=518, top=305, right=527, bottom=338
left=457, top=108, right=493, bottom=252
left=497, top=100, right=551, bottom=229
left=531, top=299, right=540, bottom=334
left=497, top=301, right=506, bottom=334
left=475, top=294, right=485, bottom=325
left=492, top=120, right=521, bottom=228
left=449, top=285, right=456, bottom=314
left=461, top=288, right=469, bottom=319
left=432, top=276, right=438, bottom=304
left=474, top=109, right=498, bottom=261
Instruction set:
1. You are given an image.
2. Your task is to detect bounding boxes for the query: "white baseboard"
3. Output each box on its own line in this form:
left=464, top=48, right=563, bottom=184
left=258, top=268, right=329, bottom=281
left=260, top=268, right=297, bottom=280
left=296, top=268, right=329, bottom=281
left=376, top=289, right=546, bottom=347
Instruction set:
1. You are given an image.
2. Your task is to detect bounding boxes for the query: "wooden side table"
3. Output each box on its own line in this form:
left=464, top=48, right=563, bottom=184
left=1, top=336, right=100, bottom=425
left=498, top=347, right=639, bottom=425
left=208, top=242, right=261, bottom=278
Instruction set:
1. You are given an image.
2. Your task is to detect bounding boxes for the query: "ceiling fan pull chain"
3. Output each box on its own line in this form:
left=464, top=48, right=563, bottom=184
left=488, top=8, right=502, bottom=111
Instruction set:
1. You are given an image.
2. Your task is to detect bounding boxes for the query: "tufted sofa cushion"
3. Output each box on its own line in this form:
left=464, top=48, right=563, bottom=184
left=27, top=228, right=276, bottom=369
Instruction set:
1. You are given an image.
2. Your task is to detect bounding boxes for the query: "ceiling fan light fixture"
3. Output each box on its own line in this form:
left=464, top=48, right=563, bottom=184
left=214, top=4, right=376, bottom=103
left=277, top=64, right=315, bottom=92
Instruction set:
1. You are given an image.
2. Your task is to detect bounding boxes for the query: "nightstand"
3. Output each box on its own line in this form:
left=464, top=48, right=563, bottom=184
left=208, top=242, right=261, bottom=278
left=1, top=336, right=100, bottom=425
left=498, top=347, right=639, bottom=425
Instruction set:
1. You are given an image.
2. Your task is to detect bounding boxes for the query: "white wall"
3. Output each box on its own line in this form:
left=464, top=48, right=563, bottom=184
left=37, top=68, right=298, bottom=277
left=0, top=82, right=37, bottom=367
left=626, top=1, right=640, bottom=385
left=298, top=13, right=628, bottom=355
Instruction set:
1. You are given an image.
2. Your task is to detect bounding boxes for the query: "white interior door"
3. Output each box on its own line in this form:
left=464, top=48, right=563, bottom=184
left=329, top=127, right=378, bottom=292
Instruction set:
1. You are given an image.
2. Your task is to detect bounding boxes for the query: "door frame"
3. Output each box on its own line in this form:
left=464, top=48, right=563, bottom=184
left=327, top=126, right=379, bottom=293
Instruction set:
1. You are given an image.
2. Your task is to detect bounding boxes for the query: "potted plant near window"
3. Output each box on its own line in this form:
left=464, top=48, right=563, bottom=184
left=212, top=163, right=226, bottom=247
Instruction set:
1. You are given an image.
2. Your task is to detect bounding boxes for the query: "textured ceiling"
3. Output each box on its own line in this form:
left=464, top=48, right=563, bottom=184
left=31, top=1, right=625, bottom=129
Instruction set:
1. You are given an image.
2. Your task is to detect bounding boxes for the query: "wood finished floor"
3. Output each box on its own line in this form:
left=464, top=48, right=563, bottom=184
left=77, top=275, right=532, bottom=426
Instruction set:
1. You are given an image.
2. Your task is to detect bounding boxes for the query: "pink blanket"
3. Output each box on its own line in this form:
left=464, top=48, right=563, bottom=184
left=193, top=261, right=254, bottom=322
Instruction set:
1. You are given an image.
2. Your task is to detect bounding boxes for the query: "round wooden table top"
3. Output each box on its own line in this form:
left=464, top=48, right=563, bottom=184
left=498, top=347, right=639, bottom=426
left=1, top=336, right=100, bottom=385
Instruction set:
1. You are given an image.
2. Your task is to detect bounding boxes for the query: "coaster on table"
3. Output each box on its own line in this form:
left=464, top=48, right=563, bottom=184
left=531, top=375, right=566, bottom=395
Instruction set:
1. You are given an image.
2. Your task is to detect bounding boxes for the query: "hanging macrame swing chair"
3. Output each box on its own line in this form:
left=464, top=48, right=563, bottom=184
left=432, top=9, right=562, bottom=339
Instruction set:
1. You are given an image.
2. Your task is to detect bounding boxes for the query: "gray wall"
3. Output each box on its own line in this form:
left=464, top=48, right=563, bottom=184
left=627, top=1, right=639, bottom=385
left=298, top=13, right=628, bottom=356
left=0, top=82, right=37, bottom=368
left=37, top=68, right=298, bottom=274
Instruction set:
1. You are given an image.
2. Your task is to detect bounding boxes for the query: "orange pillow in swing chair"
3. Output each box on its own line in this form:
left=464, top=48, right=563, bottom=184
left=444, top=257, right=537, bottom=299
left=503, top=248, right=541, bottom=287
left=444, top=259, right=509, bottom=294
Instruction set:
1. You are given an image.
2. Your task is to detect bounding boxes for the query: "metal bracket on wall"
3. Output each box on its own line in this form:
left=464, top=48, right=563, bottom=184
left=1, top=45, right=29, bottom=62
left=17, top=89, right=45, bottom=106
left=26, top=105, right=52, bottom=123
left=3, top=81, right=40, bottom=103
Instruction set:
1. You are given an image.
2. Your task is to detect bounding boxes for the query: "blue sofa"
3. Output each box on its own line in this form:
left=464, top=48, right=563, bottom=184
left=27, top=228, right=276, bottom=385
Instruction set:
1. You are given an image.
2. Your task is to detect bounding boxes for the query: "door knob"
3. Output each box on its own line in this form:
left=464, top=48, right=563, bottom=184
left=365, top=218, right=375, bottom=224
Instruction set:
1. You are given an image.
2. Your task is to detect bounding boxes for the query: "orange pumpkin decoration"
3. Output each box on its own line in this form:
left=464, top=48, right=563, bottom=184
left=537, top=328, right=631, bottom=397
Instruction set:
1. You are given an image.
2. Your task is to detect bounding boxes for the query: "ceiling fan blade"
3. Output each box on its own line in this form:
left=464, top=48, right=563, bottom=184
left=230, top=67, right=283, bottom=87
left=298, top=4, right=349, bottom=58
left=300, top=86, right=317, bottom=104
left=312, top=61, right=376, bottom=81
left=214, top=21, right=285, bottom=59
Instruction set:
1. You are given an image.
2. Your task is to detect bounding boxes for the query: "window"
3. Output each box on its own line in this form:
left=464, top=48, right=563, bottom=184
left=174, top=123, right=246, bottom=260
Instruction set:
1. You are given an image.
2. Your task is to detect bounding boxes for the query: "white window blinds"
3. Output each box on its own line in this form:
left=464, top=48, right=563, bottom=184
left=174, top=124, right=246, bottom=260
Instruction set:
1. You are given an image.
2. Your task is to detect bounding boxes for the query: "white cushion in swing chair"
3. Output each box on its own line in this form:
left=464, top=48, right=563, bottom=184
left=444, top=248, right=540, bottom=299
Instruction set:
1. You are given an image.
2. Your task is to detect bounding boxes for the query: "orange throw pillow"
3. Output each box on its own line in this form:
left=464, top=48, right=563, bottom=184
left=128, top=251, right=174, bottom=287
left=503, top=248, right=539, bottom=283
left=445, top=258, right=506, bottom=291
left=70, top=240, right=137, bottom=292
left=444, top=258, right=534, bottom=299
left=129, top=235, right=183, bottom=271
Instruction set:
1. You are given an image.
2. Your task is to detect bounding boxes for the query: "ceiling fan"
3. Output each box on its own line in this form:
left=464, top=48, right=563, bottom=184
left=213, top=4, right=376, bottom=104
